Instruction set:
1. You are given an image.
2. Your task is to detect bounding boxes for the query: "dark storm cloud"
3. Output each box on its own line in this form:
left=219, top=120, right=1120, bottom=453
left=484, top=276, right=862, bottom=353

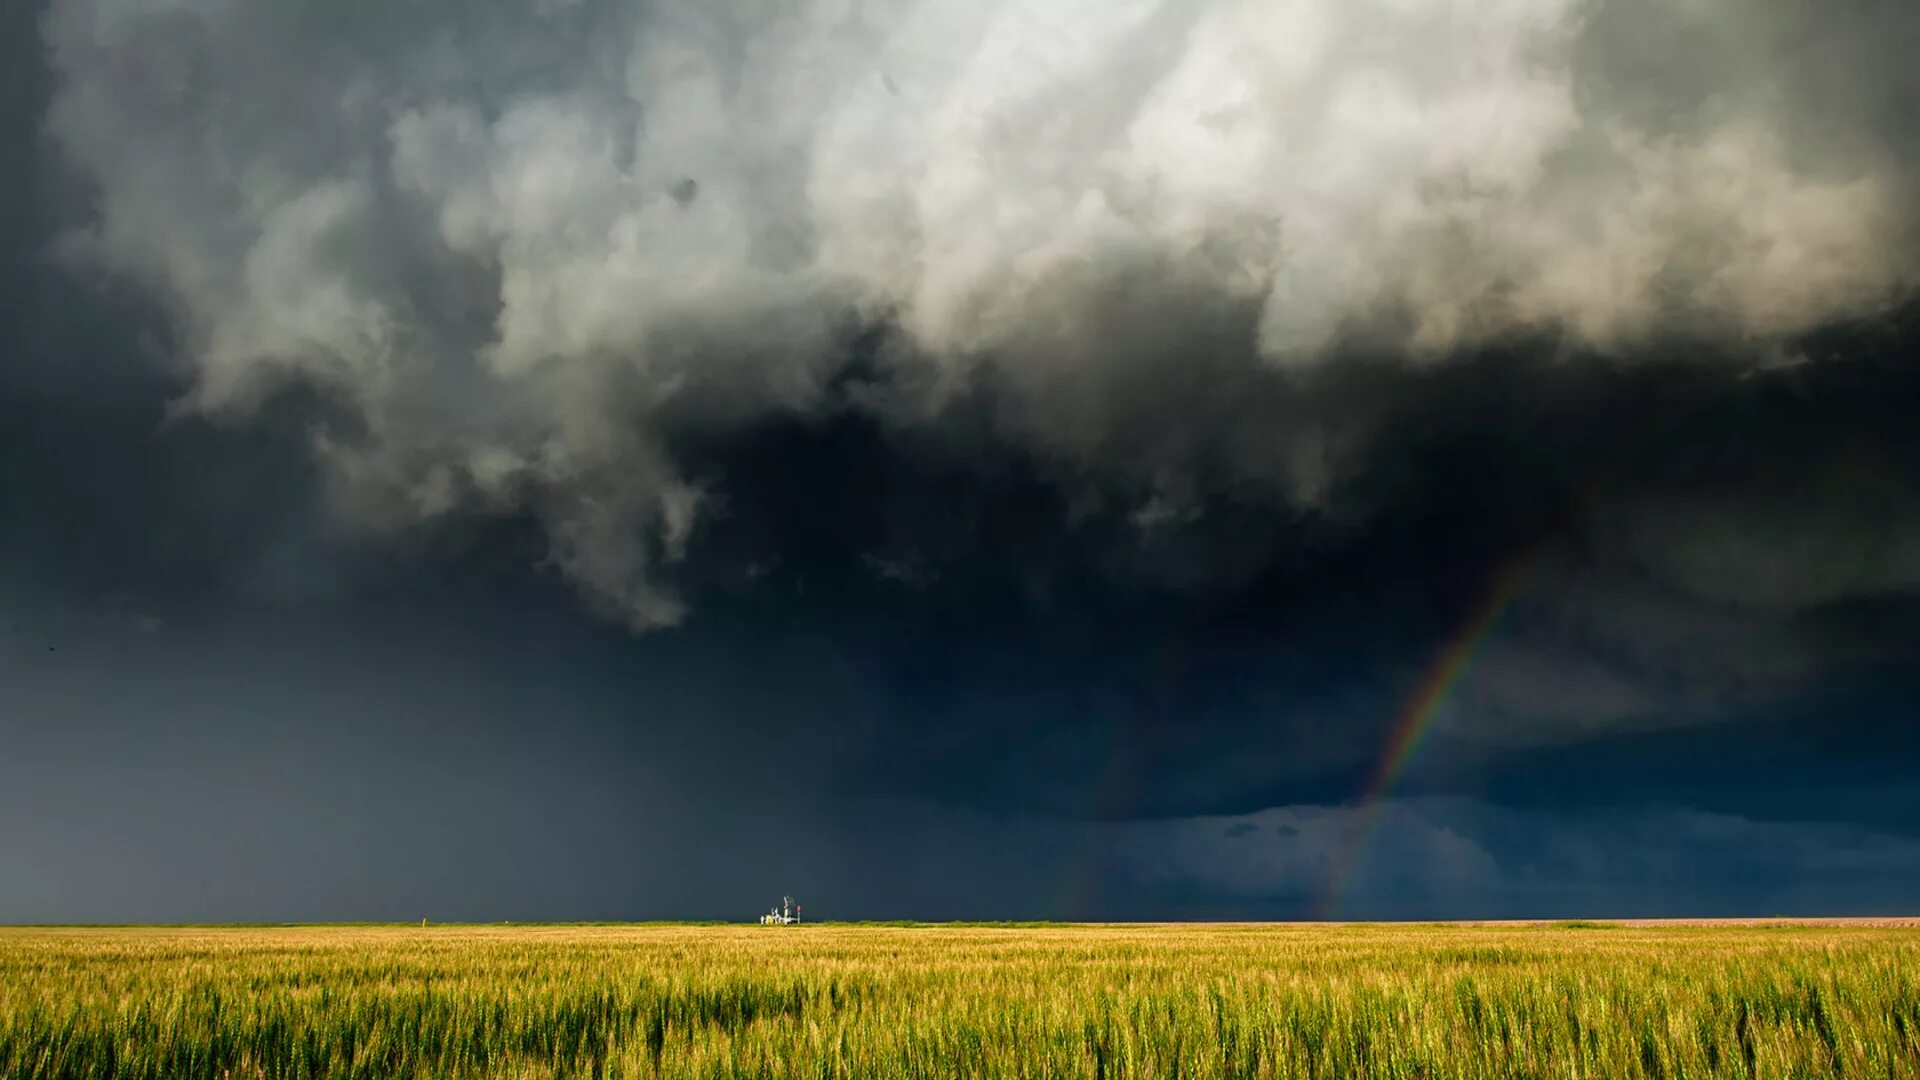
left=35, top=0, right=1920, bottom=630
left=658, top=339, right=1920, bottom=823
left=6, top=0, right=1920, bottom=921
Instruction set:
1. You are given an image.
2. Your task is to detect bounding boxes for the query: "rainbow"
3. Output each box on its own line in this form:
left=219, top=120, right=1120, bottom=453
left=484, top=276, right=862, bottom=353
left=1317, top=550, right=1540, bottom=919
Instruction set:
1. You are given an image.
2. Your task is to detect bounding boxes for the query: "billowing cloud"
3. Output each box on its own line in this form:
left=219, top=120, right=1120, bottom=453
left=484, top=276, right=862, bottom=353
left=39, top=0, right=1920, bottom=631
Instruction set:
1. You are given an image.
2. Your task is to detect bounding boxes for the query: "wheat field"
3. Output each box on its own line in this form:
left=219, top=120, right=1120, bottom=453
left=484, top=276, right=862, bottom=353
left=4, top=922, right=1918, bottom=1079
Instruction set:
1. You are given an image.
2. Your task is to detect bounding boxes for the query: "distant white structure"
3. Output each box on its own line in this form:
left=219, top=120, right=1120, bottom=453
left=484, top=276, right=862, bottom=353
left=759, top=896, right=801, bottom=925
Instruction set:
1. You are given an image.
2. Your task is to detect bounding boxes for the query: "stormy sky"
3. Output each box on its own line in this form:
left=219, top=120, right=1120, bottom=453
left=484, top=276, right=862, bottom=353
left=3, top=0, right=1919, bottom=922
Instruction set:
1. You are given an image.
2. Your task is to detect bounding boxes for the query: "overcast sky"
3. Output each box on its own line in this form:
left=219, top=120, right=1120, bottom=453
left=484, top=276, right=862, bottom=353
left=4, top=0, right=1919, bottom=922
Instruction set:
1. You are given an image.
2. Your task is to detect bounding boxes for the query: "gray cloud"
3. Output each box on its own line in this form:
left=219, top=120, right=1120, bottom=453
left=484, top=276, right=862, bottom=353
left=39, top=0, right=1920, bottom=632
left=1103, top=798, right=1920, bottom=918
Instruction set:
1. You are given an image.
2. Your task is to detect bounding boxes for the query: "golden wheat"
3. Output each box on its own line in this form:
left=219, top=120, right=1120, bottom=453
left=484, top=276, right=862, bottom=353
left=3, top=922, right=1918, bottom=1078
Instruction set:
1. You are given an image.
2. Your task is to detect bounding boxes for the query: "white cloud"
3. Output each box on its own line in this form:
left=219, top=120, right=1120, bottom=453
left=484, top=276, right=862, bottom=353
left=41, top=0, right=1918, bottom=627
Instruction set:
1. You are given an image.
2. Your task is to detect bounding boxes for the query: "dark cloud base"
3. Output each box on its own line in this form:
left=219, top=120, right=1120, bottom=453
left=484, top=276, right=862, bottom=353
left=8, top=319, right=1918, bottom=919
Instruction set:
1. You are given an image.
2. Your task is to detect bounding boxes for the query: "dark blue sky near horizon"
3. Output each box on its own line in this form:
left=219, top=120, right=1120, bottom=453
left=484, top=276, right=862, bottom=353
left=4, top=0, right=1920, bottom=922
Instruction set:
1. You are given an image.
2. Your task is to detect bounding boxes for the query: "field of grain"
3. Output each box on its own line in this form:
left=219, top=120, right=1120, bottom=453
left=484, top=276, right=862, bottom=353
left=4, top=922, right=1918, bottom=1079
